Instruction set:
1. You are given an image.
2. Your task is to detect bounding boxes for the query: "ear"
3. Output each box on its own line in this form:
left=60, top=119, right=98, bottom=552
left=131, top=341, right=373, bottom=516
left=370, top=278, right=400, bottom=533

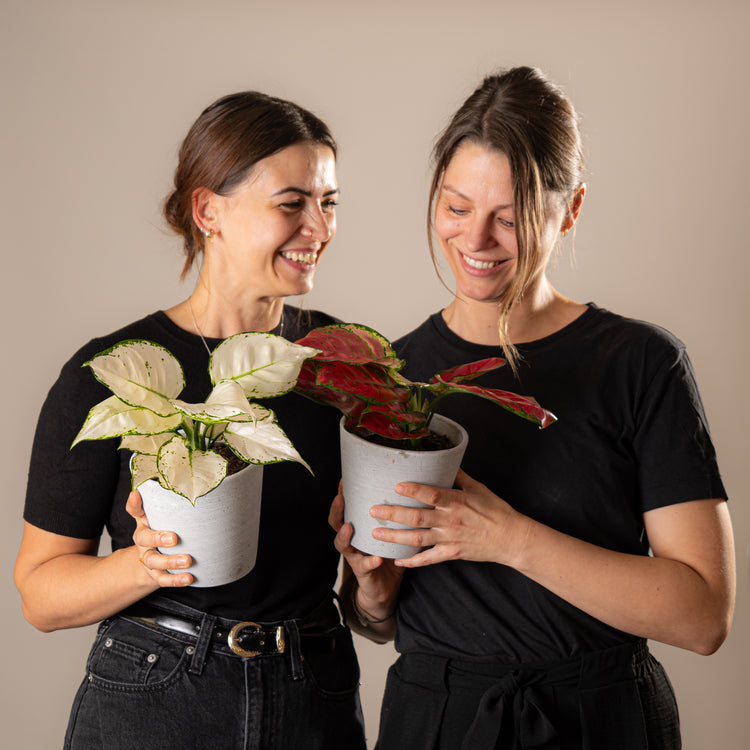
left=562, top=183, right=586, bottom=232
left=191, top=187, right=219, bottom=235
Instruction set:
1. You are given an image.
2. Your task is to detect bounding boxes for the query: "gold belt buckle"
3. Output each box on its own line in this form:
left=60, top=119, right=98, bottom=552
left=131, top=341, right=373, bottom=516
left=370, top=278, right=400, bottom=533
left=227, top=621, right=286, bottom=658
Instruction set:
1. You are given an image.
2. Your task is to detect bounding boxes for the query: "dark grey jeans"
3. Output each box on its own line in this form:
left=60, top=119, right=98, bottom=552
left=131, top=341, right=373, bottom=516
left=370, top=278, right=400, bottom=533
left=63, top=600, right=366, bottom=750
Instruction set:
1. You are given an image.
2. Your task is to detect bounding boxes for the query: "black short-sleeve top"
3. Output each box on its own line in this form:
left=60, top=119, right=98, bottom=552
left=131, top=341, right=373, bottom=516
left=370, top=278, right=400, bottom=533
left=391, top=304, right=726, bottom=661
left=24, top=307, right=342, bottom=621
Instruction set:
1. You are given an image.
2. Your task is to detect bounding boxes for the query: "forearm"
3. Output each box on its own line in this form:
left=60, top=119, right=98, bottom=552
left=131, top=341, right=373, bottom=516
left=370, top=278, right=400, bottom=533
left=385, top=476, right=735, bottom=655
left=18, top=545, right=159, bottom=632
left=512, top=509, right=735, bottom=654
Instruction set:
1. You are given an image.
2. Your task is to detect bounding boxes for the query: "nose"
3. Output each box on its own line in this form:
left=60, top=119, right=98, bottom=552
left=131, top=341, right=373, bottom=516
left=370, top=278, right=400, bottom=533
left=301, top=206, right=333, bottom=244
left=464, top=216, right=495, bottom=253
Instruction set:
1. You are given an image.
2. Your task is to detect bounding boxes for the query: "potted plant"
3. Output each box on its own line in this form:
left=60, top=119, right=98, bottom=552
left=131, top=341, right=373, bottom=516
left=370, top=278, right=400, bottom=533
left=294, top=324, right=556, bottom=558
left=72, top=333, right=320, bottom=585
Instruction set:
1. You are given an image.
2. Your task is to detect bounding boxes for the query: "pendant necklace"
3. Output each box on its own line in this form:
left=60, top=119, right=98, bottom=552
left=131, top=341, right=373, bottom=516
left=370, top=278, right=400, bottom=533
left=188, top=298, right=285, bottom=356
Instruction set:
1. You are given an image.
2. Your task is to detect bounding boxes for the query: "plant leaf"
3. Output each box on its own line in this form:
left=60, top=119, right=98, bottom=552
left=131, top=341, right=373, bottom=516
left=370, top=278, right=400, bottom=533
left=297, top=363, right=368, bottom=416
left=224, top=419, right=312, bottom=472
left=170, top=380, right=273, bottom=424
left=209, top=332, right=320, bottom=397
left=312, top=362, right=410, bottom=404
left=120, top=432, right=174, bottom=456
left=72, top=396, right=182, bottom=446
left=433, top=379, right=557, bottom=428
left=432, top=358, right=506, bottom=384
left=131, top=453, right=159, bottom=488
left=156, top=435, right=228, bottom=503
left=351, top=406, right=430, bottom=441
left=296, top=324, right=404, bottom=369
left=86, top=340, right=184, bottom=416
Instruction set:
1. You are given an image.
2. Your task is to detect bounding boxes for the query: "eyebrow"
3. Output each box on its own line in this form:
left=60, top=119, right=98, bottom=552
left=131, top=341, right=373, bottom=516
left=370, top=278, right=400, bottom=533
left=271, top=187, right=340, bottom=197
left=442, top=185, right=512, bottom=210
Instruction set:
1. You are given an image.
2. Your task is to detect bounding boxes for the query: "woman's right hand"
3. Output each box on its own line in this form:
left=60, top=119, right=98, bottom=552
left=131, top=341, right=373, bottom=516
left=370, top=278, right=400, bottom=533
left=126, top=490, right=194, bottom=587
left=329, top=487, right=403, bottom=641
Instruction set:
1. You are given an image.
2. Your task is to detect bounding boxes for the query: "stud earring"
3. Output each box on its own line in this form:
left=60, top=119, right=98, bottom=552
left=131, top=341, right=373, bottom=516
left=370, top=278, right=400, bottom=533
left=202, top=227, right=214, bottom=240
left=561, top=227, right=569, bottom=238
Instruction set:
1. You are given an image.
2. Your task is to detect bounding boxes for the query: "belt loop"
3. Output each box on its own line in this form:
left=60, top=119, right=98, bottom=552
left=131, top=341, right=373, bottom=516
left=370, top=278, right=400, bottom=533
left=283, top=619, right=304, bottom=680
left=189, top=612, right=217, bottom=675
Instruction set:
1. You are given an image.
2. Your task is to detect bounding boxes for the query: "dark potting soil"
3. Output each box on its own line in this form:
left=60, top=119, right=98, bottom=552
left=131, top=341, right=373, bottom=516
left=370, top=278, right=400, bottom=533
left=358, top=430, right=456, bottom=452
left=214, top=442, right=251, bottom=476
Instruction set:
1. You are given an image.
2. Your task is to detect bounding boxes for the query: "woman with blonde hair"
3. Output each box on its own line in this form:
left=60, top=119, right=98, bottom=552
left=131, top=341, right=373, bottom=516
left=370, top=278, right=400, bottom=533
left=335, top=66, right=735, bottom=749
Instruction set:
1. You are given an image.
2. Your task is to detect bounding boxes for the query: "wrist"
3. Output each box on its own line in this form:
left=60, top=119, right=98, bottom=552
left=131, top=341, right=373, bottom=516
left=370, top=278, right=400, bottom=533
left=351, top=581, right=396, bottom=628
left=506, top=513, right=539, bottom=572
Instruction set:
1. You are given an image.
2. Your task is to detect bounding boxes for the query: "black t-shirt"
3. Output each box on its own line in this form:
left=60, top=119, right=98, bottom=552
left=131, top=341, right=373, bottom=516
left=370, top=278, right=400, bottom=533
left=24, top=306, right=343, bottom=621
left=392, top=304, right=726, bottom=662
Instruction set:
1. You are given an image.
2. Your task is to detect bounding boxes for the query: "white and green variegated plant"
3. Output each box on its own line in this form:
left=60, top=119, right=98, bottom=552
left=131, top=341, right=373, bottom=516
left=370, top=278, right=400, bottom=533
left=72, top=333, right=320, bottom=504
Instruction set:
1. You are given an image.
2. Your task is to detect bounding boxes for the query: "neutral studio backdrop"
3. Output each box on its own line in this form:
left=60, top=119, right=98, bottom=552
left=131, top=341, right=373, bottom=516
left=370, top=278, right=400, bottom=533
left=2, top=1, right=748, bottom=748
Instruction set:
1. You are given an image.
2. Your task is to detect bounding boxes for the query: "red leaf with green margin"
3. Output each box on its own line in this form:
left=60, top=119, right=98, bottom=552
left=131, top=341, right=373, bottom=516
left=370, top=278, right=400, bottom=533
left=314, top=362, right=410, bottom=404
left=296, top=324, right=404, bottom=369
left=438, top=380, right=557, bottom=428
left=296, top=362, right=365, bottom=415
left=432, top=358, right=506, bottom=384
left=351, top=406, right=430, bottom=441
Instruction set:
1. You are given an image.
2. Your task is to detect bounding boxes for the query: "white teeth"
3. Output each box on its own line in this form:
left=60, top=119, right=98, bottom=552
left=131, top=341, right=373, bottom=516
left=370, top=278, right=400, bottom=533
left=463, top=254, right=500, bottom=270
left=282, top=251, right=318, bottom=265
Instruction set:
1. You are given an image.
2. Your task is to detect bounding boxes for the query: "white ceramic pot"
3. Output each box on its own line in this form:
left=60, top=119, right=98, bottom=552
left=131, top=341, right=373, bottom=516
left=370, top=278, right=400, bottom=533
left=340, top=414, right=468, bottom=559
left=137, top=463, right=264, bottom=587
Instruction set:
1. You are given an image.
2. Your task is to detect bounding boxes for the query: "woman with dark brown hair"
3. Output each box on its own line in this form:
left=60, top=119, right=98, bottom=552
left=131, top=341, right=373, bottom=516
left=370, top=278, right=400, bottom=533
left=15, top=92, right=366, bottom=749
left=334, top=67, right=735, bottom=749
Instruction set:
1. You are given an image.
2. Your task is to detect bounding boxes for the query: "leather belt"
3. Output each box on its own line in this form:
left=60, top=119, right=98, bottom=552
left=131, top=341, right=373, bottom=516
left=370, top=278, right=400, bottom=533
left=128, top=614, right=287, bottom=657
left=122, top=598, right=343, bottom=658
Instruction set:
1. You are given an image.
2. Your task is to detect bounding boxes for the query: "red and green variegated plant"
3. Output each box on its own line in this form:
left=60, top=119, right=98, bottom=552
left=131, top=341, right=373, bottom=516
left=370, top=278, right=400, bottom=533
left=295, top=323, right=556, bottom=446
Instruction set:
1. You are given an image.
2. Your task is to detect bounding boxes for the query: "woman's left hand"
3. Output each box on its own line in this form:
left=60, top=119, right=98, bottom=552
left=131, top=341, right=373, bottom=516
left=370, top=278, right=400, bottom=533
left=370, top=469, right=531, bottom=568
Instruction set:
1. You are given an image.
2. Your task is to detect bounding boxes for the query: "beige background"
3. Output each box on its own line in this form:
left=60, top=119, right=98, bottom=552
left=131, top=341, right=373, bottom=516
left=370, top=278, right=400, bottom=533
left=2, top=1, right=748, bottom=748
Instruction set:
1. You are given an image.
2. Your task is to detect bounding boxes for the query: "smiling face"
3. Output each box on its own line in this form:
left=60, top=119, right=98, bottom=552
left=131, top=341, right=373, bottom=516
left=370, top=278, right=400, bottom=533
left=200, top=142, right=338, bottom=300
left=434, top=140, right=566, bottom=305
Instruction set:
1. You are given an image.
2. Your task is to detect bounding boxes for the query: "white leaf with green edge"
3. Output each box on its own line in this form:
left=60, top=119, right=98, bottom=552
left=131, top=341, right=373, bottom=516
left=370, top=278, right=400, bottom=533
left=120, top=432, right=174, bottom=456
left=170, top=380, right=273, bottom=424
left=157, top=435, right=228, bottom=503
left=72, top=396, right=182, bottom=446
left=131, top=453, right=159, bottom=488
left=209, top=423, right=227, bottom=440
left=225, top=418, right=312, bottom=472
left=86, top=340, right=185, bottom=417
left=209, top=333, right=320, bottom=398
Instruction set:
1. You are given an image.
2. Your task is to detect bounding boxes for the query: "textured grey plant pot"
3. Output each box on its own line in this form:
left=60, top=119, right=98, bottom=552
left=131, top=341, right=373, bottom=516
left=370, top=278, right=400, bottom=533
left=340, top=414, right=468, bottom=559
left=137, top=463, right=264, bottom=587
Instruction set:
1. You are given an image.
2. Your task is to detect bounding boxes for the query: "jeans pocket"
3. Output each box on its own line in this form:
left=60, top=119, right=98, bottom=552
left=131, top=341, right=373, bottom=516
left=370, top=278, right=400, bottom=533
left=86, top=618, right=189, bottom=691
left=302, top=626, right=361, bottom=697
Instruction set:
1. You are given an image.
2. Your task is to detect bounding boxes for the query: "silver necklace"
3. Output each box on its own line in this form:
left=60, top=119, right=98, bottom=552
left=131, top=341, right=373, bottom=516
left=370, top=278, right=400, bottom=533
left=188, top=298, right=286, bottom=356
left=188, top=298, right=212, bottom=356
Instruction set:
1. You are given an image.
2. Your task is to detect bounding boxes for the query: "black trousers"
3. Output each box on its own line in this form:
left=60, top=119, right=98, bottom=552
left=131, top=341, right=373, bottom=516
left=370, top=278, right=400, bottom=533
left=376, top=640, right=680, bottom=750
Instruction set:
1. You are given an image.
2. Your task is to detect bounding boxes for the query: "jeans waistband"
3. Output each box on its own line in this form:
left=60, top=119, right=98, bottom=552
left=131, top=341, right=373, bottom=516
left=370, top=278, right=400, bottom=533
left=117, top=594, right=344, bottom=679
left=122, top=593, right=342, bottom=633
